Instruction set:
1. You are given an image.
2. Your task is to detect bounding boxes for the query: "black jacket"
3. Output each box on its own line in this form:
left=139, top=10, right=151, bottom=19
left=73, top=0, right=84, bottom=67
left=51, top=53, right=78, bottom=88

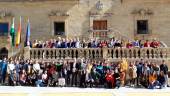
left=160, top=64, right=168, bottom=75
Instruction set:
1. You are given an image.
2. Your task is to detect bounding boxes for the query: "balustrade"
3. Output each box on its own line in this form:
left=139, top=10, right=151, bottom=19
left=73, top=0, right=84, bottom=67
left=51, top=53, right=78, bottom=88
left=28, top=47, right=170, bottom=61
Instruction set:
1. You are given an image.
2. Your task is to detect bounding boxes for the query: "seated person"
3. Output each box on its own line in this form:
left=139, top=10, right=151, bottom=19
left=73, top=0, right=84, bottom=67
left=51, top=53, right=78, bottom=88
left=105, top=70, right=115, bottom=88
left=42, top=70, right=48, bottom=85
left=144, top=40, right=150, bottom=47
left=148, top=72, right=161, bottom=89
left=19, top=70, right=27, bottom=86
left=157, top=71, right=166, bottom=89
left=114, top=68, right=121, bottom=88
left=150, top=39, right=160, bottom=48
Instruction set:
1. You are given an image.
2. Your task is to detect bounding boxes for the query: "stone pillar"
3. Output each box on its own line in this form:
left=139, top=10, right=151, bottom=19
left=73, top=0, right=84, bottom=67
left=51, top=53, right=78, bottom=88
left=24, top=46, right=30, bottom=60
left=102, top=47, right=108, bottom=59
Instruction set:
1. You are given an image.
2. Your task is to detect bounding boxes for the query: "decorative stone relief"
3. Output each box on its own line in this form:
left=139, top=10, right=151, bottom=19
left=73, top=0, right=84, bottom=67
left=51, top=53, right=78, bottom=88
left=0, top=9, right=14, bottom=18
left=96, top=1, right=104, bottom=11
left=48, top=10, right=69, bottom=17
left=131, top=8, right=154, bottom=16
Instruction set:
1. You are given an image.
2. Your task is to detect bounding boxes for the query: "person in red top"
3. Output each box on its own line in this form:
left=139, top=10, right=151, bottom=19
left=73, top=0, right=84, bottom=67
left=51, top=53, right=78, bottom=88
left=150, top=39, right=160, bottom=48
left=100, top=40, right=108, bottom=48
left=126, top=40, right=133, bottom=48
left=105, top=70, right=115, bottom=88
left=144, top=40, right=150, bottom=47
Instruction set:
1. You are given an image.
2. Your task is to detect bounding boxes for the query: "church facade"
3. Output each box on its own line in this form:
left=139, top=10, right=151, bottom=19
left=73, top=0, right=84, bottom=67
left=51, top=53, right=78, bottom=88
left=0, top=0, right=170, bottom=51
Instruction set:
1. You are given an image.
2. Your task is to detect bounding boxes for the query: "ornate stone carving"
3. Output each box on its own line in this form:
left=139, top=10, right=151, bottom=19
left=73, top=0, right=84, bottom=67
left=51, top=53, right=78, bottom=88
left=0, top=10, right=14, bottom=18
left=48, top=10, right=69, bottom=17
left=131, top=8, right=154, bottom=15
left=96, top=1, right=103, bottom=11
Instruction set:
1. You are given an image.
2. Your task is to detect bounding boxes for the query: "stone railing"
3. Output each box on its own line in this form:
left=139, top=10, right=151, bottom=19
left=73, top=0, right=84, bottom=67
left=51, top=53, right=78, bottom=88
left=24, top=47, right=170, bottom=61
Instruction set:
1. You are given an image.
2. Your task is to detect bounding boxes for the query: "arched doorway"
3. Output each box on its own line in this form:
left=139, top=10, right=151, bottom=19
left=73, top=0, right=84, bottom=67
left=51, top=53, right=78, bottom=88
left=0, top=47, right=8, bottom=59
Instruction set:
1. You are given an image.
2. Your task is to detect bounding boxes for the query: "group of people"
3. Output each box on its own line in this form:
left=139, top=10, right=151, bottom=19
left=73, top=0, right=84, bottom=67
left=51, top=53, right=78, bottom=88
left=0, top=57, right=169, bottom=89
left=30, top=37, right=162, bottom=49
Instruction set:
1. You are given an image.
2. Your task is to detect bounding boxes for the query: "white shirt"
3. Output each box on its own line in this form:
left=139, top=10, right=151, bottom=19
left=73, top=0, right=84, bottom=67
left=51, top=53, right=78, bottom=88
left=42, top=74, right=47, bottom=80
left=33, top=63, right=40, bottom=71
left=76, top=41, right=80, bottom=48
left=8, top=63, right=15, bottom=71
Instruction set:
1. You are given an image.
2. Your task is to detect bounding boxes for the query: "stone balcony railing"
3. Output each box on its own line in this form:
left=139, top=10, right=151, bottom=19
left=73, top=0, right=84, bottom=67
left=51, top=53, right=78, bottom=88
left=24, top=47, right=170, bottom=62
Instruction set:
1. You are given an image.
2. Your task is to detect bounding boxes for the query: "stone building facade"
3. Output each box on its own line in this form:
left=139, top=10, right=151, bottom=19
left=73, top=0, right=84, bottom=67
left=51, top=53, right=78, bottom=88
left=0, top=0, right=170, bottom=56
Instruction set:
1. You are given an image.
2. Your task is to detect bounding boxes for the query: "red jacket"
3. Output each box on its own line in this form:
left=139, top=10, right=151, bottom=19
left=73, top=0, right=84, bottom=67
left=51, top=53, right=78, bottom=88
left=106, top=73, right=114, bottom=82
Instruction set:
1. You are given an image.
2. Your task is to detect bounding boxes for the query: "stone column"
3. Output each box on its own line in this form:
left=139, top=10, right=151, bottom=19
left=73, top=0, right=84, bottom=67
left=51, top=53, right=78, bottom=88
left=102, top=47, right=108, bottom=59
left=24, top=46, right=30, bottom=60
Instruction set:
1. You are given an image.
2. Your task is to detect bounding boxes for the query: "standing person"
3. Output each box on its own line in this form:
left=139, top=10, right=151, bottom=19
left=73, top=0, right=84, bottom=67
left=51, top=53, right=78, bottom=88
left=61, top=38, right=67, bottom=48
left=15, top=60, right=21, bottom=85
left=75, top=38, right=81, bottom=48
left=153, top=63, right=160, bottom=76
left=71, top=58, right=78, bottom=86
left=120, top=68, right=125, bottom=87
left=150, top=39, right=160, bottom=48
left=71, top=38, right=76, bottom=48
left=7, top=60, right=15, bottom=85
left=141, top=62, right=150, bottom=88
left=128, top=62, right=137, bottom=87
left=160, top=60, right=169, bottom=87
left=0, top=58, right=7, bottom=84
left=8, top=61, right=15, bottom=75
left=81, top=39, right=87, bottom=48
left=65, top=61, right=71, bottom=86
left=136, top=59, right=144, bottom=87
left=120, top=58, right=128, bottom=86
left=9, top=69, right=17, bottom=86
left=55, top=37, right=62, bottom=48
left=23, top=60, right=29, bottom=74
left=144, top=40, right=150, bottom=47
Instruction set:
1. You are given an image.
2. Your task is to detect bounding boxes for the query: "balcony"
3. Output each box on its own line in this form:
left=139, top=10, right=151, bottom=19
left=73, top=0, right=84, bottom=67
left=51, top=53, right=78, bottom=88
left=24, top=47, right=170, bottom=62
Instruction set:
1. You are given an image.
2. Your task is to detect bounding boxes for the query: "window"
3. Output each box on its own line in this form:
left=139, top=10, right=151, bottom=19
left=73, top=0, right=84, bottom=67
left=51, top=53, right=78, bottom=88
left=137, top=20, right=149, bottom=34
left=0, top=23, right=9, bottom=36
left=93, top=20, right=108, bottom=38
left=54, top=22, right=65, bottom=35
left=93, top=20, right=107, bottom=30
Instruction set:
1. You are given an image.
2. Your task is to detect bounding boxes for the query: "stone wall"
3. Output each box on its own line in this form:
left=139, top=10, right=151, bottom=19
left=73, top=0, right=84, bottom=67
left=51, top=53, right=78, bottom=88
left=0, top=0, right=170, bottom=49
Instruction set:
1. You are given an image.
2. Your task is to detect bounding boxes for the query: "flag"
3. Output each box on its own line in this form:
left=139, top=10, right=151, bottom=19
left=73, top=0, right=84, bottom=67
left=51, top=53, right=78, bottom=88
left=25, top=19, right=30, bottom=46
left=16, top=16, right=21, bottom=47
left=10, top=18, right=15, bottom=47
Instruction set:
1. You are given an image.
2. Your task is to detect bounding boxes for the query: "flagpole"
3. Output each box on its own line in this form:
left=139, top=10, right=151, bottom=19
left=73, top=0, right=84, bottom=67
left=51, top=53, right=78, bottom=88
left=12, top=46, right=13, bottom=57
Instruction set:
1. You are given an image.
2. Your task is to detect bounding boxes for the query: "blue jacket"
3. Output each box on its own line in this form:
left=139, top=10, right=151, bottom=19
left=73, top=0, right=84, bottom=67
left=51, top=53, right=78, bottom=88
left=0, top=60, right=7, bottom=75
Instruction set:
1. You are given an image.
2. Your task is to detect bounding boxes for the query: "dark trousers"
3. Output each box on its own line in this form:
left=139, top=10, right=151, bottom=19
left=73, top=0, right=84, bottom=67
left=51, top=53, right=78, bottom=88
left=80, top=74, right=86, bottom=87
left=71, top=71, right=78, bottom=86
left=66, top=71, right=71, bottom=86
left=115, top=80, right=121, bottom=88
left=148, top=81, right=161, bottom=89
left=1, top=73, right=6, bottom=84
left=137, top=74, right=142, bottom=86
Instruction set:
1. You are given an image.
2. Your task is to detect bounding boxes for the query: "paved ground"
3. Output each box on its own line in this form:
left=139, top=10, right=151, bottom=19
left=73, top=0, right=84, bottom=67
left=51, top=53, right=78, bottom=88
left=0, top=86, right=169, bottom=96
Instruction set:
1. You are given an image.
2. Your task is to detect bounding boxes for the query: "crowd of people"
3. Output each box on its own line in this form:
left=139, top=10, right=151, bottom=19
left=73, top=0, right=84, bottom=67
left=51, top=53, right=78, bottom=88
left=0, top=57, right=169, bottom=89
left=29, top=37, right=162, bottom=49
